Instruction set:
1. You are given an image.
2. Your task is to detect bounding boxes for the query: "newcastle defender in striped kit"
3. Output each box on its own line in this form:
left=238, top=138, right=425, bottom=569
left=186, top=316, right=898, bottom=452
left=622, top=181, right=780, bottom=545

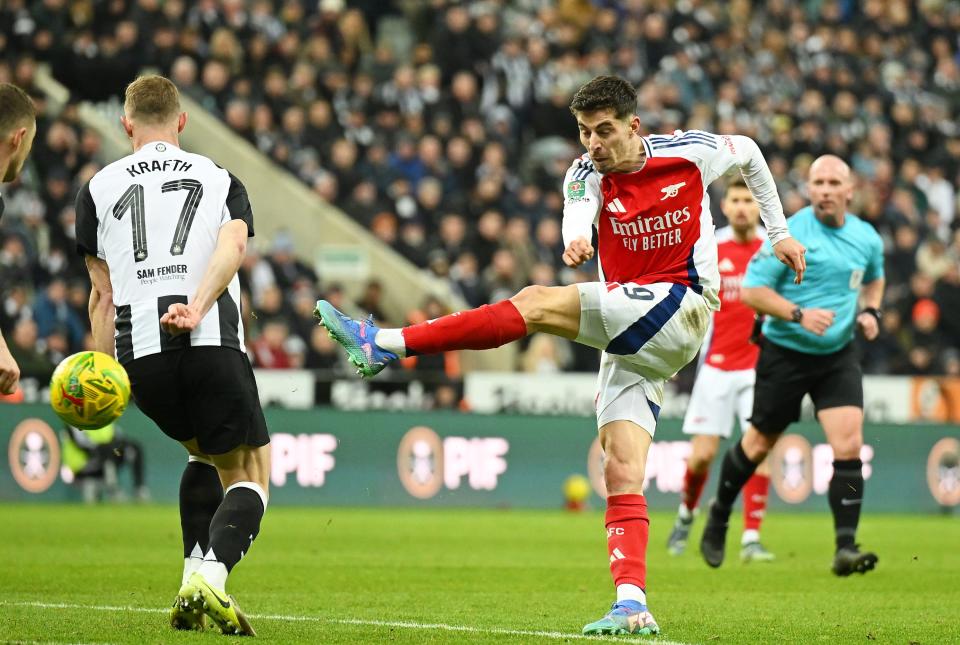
left=316, top=76, right=807, bottom=636
left=76, top=76, right=268, bottom=635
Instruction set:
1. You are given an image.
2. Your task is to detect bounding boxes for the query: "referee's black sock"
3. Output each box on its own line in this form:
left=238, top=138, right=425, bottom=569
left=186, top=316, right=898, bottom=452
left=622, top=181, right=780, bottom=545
left=179, top=459, right=223, bottom=583
left=713, top=441, right=760, bottom=518
left=828, top=459, right=864, bottom=551
left=199, top=482, right=267, bottom=589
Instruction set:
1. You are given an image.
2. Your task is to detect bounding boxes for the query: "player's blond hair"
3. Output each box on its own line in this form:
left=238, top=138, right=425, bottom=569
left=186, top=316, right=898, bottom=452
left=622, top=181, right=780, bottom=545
left=0, top=83, right=36, bottom=136
left=124, top=75, right=181, bottom=125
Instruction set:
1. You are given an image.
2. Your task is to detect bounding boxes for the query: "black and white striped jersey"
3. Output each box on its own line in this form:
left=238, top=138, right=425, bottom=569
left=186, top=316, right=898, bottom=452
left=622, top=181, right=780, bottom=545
left=75, top=141, right=254, bottom=365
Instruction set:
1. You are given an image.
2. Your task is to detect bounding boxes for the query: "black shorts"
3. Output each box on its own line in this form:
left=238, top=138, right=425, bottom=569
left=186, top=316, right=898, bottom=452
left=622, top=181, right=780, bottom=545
left=125, top=347, right=270, bottom=455
left=750, top=339, right=863, bottom=436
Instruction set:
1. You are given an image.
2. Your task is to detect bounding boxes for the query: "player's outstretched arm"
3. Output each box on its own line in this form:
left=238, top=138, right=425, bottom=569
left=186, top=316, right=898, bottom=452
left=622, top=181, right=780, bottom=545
left=161, top=219, right=248, bottom=337
left=85, top=255, right=116, bottom=356
left=772, top=238, right=806, bottom=284
left=0, top=332, right=20, bottom=394
left=710, top=134, right=806, bottom=283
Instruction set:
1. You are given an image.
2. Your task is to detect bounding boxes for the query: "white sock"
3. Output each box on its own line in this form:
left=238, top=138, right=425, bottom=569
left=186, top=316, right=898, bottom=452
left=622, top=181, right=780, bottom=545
left=616, top=584, right=646, bottom=605
left=181, top=543, right=205, bottom=586
left=678, top=503, right=693, bottom=521
left=197, top=549, right=229, bottom=591
left=742, top=529, right=760, bottom=545
left=375, top=328, right=407, bottom=357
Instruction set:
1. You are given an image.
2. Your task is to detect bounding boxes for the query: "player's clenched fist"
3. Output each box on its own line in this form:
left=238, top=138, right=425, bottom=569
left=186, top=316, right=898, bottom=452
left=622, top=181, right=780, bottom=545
left=799, top=308, right=834, bottom=336
left=563, top=237, right=594, bottom=268
left=773, top=237, right=807, bottom=284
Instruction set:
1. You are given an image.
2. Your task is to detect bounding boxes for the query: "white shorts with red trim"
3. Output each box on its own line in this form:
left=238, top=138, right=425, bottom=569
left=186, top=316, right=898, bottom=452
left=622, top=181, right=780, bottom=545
left=681, top=363, right=756, bottom=438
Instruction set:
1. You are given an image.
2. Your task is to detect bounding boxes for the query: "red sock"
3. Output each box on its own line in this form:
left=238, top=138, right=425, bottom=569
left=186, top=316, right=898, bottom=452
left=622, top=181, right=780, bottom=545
left=401, top=300, right=527, bottom=356
left=606, top=494, right=649, bottom=589
left=743, top=473, right=770, bottom=532
left=681, top=466, right=709, bottom=512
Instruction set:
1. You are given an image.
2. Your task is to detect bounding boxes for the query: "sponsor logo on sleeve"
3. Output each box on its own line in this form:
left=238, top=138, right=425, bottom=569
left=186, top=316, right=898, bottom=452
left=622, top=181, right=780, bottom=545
left=566, top=180, right=586, bottom=198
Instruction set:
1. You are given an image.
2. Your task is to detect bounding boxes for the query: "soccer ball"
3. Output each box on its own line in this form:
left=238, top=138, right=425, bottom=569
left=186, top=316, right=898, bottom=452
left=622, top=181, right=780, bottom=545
left=50, top=351, right=131, bottom=430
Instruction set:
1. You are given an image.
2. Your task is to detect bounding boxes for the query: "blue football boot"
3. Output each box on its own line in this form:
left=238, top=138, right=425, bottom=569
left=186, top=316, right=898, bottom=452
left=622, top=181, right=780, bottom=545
left=582, top=599, right=660, bottom=636
left=314, top=300, right=398, bottom=377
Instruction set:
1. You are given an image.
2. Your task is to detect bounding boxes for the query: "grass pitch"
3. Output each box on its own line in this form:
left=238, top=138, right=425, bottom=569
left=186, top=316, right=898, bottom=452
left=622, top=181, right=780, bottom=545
left=0, top=504, right=956, bottom=644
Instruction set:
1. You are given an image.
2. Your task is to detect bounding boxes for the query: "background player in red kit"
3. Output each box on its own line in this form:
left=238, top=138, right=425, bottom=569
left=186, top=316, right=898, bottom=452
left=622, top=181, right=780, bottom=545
left=667, top=178, right=775, bottom=563
left=316, top=76, right=806, bottom=637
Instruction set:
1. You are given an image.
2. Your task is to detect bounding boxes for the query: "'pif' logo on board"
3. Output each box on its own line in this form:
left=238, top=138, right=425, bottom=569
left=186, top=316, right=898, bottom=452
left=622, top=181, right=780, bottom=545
left=770, top=434, right=813, bottom=504
left=397, top=426, right=444, bottom=499
left=927, top=437, right=960, bottom=507
left=8, top=419, right=61, bottom=494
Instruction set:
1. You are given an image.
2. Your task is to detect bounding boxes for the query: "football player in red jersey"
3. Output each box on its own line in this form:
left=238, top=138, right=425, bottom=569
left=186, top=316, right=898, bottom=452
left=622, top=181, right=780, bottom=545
left=667, top=178, right=775, bottom=563
left=316, top=76, right=806, bottom=637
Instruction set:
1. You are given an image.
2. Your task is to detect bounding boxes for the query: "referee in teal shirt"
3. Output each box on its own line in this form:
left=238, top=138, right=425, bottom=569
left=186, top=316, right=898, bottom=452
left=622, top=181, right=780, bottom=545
left=700, top=155, right=885, bottom=577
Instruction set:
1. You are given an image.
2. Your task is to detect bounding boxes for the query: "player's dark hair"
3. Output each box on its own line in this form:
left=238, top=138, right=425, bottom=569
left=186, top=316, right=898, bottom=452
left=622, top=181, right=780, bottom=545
left=569, top=75, right=637, bottom=120
left=0, top=83, right=37, bottom=136
left=725, top=176, right=749, bottom=193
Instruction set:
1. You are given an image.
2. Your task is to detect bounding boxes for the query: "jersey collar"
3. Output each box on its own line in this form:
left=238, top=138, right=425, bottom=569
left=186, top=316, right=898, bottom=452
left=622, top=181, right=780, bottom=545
left=137, top=141, right=181, bottom=154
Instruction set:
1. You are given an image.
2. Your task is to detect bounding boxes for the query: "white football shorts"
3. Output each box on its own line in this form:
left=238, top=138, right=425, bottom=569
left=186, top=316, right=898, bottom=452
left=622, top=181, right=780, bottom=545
left=681, top=363, right=756, bottom=438
left=576, top=281, right=712, bottom=436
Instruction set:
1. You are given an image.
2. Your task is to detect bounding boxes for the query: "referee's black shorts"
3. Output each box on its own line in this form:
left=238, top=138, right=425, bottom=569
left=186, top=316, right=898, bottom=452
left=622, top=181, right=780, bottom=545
left=125, top=346, right=270, bottom=455
left=750, top=339, right=863, bottom=436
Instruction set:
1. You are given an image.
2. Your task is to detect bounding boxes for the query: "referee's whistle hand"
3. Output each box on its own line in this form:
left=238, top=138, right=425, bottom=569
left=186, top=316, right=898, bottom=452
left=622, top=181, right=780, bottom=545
left=800, top=308, right=834, bottom=336
left=773, top=238, right=806, bottom=284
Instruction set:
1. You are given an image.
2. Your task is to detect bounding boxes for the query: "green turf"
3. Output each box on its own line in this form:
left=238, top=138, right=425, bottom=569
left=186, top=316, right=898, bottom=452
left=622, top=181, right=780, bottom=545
left=0, top=505, right=956, bottom=644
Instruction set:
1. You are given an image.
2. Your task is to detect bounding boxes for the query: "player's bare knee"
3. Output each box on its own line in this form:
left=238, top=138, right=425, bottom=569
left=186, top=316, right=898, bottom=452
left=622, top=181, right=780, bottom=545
left=690, top=436, right=718, bottom=468
left=830, top=432, right=863, bottom=460
left=689, top=448, right=714, bottom=473
left=604, top=456, right=645, bottom=494
left=742, top=428, right=776, bottom=461
left=511, top=285, right=550, bottom=325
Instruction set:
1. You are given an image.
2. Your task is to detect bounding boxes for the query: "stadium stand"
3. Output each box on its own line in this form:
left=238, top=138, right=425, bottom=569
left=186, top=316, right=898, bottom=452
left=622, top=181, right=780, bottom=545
left=1, top=0, right=959, bottom=385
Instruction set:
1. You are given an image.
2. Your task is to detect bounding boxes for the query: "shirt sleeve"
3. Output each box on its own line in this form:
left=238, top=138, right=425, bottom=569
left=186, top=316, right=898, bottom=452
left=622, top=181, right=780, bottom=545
left=742, top=239, right=788, bottom=289
left=75, top=180, right=102, bottom=258
left=223, top=171, right=255, bottom=237
left=864, top=227, right=885, bottom=283
left=671, top=131, right=791, bottom=247
left=561, top=157, right=601, bottom=248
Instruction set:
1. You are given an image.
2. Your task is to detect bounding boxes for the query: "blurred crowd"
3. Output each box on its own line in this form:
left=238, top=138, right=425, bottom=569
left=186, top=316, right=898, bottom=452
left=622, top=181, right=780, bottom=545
left=2, top=0, right=960, bottom=385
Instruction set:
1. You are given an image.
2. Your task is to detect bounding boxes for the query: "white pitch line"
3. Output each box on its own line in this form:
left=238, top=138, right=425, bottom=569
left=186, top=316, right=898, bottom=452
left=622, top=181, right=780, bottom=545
left=0, top=600, right=696, bottom=644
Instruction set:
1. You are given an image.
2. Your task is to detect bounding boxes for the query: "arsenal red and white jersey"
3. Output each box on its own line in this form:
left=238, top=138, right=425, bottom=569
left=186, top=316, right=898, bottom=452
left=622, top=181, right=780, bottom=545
left=561, top=130, right=789, bottom=311
left=702, top=226, right=763, bottom=371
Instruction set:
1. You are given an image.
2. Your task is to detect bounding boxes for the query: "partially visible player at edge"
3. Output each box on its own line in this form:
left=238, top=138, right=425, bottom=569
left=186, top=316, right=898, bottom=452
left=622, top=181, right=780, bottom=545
left=316, top=75, right=806, bottom=636
left=0, top=83, right=38, bottom=396
left=76, top=75, right=269, bottom=635
left=700, top=154, right=884, bottom=578
left=666, top=178, right=775, bottom=563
